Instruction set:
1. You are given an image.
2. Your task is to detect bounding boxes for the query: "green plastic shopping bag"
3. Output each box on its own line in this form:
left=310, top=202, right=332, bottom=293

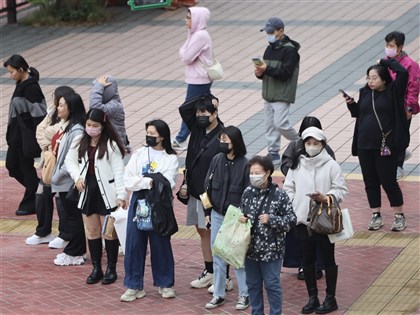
left=212, top=205, right=252, bottom=268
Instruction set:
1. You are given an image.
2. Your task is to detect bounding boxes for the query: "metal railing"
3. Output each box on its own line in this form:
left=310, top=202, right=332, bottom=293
left=0, top=0, right=29, bottom=24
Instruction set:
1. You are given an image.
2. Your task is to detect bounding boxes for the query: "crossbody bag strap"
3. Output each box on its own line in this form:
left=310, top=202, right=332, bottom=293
left=372, top=90, right=392, bottom=142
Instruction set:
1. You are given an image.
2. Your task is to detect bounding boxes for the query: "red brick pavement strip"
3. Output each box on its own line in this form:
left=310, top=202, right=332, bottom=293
left=1, top=167, right=419, bottom=314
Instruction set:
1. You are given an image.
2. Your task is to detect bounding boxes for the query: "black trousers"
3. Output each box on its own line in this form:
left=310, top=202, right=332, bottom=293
left=398, top=118, right=411, bottom=168
left=296, top=224, right=336, bottom=270
left=358, top=148, right=403, bottom=208
left=35, top=182, right=71, bottom=240
left=6, top=146, right=39, bottom=212
left=59, top=192, right=86, bottom=256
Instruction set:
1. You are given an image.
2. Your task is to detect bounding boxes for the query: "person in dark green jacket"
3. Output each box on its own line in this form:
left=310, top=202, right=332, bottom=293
left=254, top=17, right=300, bottom=166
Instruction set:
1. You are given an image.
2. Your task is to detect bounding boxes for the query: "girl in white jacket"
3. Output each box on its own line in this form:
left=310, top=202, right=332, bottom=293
left=284, top=127, right=347, bottom=315
left=66, top=108, right=126, bottom=285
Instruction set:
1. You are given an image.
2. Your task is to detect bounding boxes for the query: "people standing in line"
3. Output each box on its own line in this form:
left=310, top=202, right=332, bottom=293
left=179, top=95, right=224, bottom=290
left=4, top=54, right=47, bottom=216
left=239, top=155, right=296, bottom=315
left=51, top=92, right=87, bottom=266
left=281, top=116, right=335, bottom=281
left=383, top=31, right=420, bottom=179
left=174, top=7, right=213, bottom=150
left=284, top=127, right=348, bottom=314
left=66, top=108, right=126, bottom=284
left=343, top=59, right=409, bottom=232
left=203, top=126, right=250, bottom=310
left=121, top=119, right=178, bottom=302
left=25, top=86, right=75, bottom=248
left=254, top=17, right=300, bottom=166
left=89, top=75, right=131, bottom=162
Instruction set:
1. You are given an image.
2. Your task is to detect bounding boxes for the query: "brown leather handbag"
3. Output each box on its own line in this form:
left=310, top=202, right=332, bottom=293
left=307, top=195, right=343, bottom=235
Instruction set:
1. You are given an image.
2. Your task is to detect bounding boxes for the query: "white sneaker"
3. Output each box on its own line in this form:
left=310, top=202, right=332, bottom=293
left=208, top=277, right=234, bottom=294
left=48, top=237, right=69, bottom=249
left=158, top=287, right=176, bottom=298
left=53, top=253, right=85, bottom=266
left=25, top=233, right=54, bottom=245
left=120, top=289, right=146, bottom=302
left=172, top=140, right=188, bottom=151
left=191, top=270, right=213, bottom=288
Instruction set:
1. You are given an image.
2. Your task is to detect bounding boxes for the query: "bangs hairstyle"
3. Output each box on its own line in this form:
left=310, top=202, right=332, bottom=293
left=248, top=155, right=274, bottom=176
left=3, top=54, right=40, bottom=80
left=195, top=94, right=219, bottom=114
left=145, top=119, right=177, bottom=155
left=221, top=126, right=247, bottom=157
left=62, top=92, right=86, bottom=132
left=78, top=108, right=125, bottom=160
left=366, top=64, right=392, bottom=87
left=50, top=86, right=75, bottom=126
left=385, top=31, right=405, bottom=46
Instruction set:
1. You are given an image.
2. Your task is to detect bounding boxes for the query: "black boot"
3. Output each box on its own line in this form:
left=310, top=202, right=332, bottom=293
left=102, top=239, right=119, bottom=285
left=86, top=239, right=103, bottom=284
left=302, top=265, right=320, bottom=314
left=316, top=265, right=338, bottom=314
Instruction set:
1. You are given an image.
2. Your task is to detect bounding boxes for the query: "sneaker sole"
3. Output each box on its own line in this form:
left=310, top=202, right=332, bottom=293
left=121, top=291, right=146, bottom=302
left=391, top=226, right=406, bottom=232
left=236, top=305, right=250, bottom=310
left=205, top=301, right=225, bottom=309
left=368, top=223, right=383, bottom=231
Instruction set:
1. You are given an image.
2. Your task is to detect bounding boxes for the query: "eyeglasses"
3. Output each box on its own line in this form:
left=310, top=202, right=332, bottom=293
left=366, top=76, right=380, bottom=82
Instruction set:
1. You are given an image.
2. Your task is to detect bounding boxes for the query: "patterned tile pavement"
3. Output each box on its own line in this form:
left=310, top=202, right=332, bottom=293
left=0, top=1, right=419, bottom=314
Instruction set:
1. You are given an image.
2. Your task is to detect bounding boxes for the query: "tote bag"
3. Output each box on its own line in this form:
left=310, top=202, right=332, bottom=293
left=328, top=208, right=354, bottom=243
left=212, top=205, right=251, bottom=268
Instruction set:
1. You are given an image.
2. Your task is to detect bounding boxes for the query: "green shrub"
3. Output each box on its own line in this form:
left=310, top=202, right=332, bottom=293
left=23, top=0, right=110, bottom=26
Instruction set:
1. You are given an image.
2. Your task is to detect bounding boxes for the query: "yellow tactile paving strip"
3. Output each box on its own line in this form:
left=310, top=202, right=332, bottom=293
left=345, top=234, right=420, bottom=315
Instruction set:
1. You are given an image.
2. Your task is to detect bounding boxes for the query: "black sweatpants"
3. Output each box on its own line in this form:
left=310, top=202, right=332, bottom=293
left=6, top=146, right=39, bottom=212
left=358, top=148, right=403, bottom=208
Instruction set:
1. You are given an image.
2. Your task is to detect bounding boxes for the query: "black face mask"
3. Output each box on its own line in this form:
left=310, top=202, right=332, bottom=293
left=196, top=115, right=211, bottom=128
left=219, top=142, right=231, bottom=154
left=146, top=135, right=159, bottom=147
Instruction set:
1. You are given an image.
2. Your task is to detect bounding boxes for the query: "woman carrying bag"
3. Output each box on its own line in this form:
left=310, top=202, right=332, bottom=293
left=120, top=119, right=178, bottom=302
left=51, top=92, right=87, bottom=266
left=25, top=86, right=74, bottom=248
left=66, top=108, right=126, bottom=284
left=239, top=155, right=296, bottom=315
left=284, top=127, right=348, bottom=314
left=203, top=126, right=250, bottom=310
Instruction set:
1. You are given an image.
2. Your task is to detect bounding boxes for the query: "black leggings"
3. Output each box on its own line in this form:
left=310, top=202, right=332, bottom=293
left=296, top=225, right=336, bottom=269
left=358, top=148, right=403, bottom=208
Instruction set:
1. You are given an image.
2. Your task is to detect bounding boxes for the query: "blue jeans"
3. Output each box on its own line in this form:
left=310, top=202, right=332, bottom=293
left=176, top=83, right=212, bottom=143
left=245, top=257, right=282, bottom=315
left=210, top=211, right=248, bottom=298
left=124, top=193, right=175, bottom=290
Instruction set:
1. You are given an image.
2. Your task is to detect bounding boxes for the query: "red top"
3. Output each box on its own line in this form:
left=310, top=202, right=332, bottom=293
left=51, top=130, right=64, bottom=157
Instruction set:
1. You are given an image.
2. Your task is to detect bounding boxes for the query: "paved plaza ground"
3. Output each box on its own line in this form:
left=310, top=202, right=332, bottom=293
left=0, top=1, right=419, bottom=314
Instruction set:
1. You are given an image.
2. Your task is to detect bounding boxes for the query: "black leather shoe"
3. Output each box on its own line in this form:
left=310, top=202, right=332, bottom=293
left=297, top=268, right=305, bottom=280
left=316, top=295, right=338, bottom=314
left=101, top=265, right=117, bottom=285
left=316, top=270, right=323, bottom=280
left=302, top=296, right=320, bottom=314
left=86, top=265, right=103, bottom=284
left=15, top=209, right=36, bottom=216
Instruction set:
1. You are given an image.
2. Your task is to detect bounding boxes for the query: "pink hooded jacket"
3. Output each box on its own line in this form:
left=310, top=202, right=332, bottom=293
left=179, top=7, right=213, bottom=85
left=388, top=52, right=420, bottom=114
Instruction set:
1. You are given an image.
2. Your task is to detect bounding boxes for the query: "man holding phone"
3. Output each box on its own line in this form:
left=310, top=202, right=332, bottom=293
left=254, top=17, right=300, bottom=166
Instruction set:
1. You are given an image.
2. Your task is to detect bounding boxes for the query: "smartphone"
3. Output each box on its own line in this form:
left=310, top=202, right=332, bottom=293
left=206, top=222, right=211, bottom=230
left=338, top=89, right=351, bottom=99
left=252, top=58, right=263, bottom=66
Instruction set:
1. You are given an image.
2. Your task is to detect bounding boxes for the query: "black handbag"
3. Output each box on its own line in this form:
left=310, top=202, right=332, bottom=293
left=307, top=195, right=343, bottom=235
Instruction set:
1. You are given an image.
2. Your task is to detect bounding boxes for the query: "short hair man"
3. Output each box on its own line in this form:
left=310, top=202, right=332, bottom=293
left=255, top=17, right=300, bottom=165
left=384, top=31, right=420, bottom=178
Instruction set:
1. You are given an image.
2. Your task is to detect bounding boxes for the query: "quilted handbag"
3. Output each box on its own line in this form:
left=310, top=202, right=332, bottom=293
left=307, top=195, right=343, bottom=235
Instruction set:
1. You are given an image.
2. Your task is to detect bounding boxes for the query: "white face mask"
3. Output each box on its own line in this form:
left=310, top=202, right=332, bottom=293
left=305, top=144, right=323, bottom=157
left=267, top=34, right=276, bottom=43
left=250, top=174, right=266, bottom=187
left=385, top=47, right=397, bottom=58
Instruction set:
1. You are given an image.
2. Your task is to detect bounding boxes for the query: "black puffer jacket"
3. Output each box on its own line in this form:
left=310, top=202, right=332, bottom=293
left=204, top=153, right=249, bottom=217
